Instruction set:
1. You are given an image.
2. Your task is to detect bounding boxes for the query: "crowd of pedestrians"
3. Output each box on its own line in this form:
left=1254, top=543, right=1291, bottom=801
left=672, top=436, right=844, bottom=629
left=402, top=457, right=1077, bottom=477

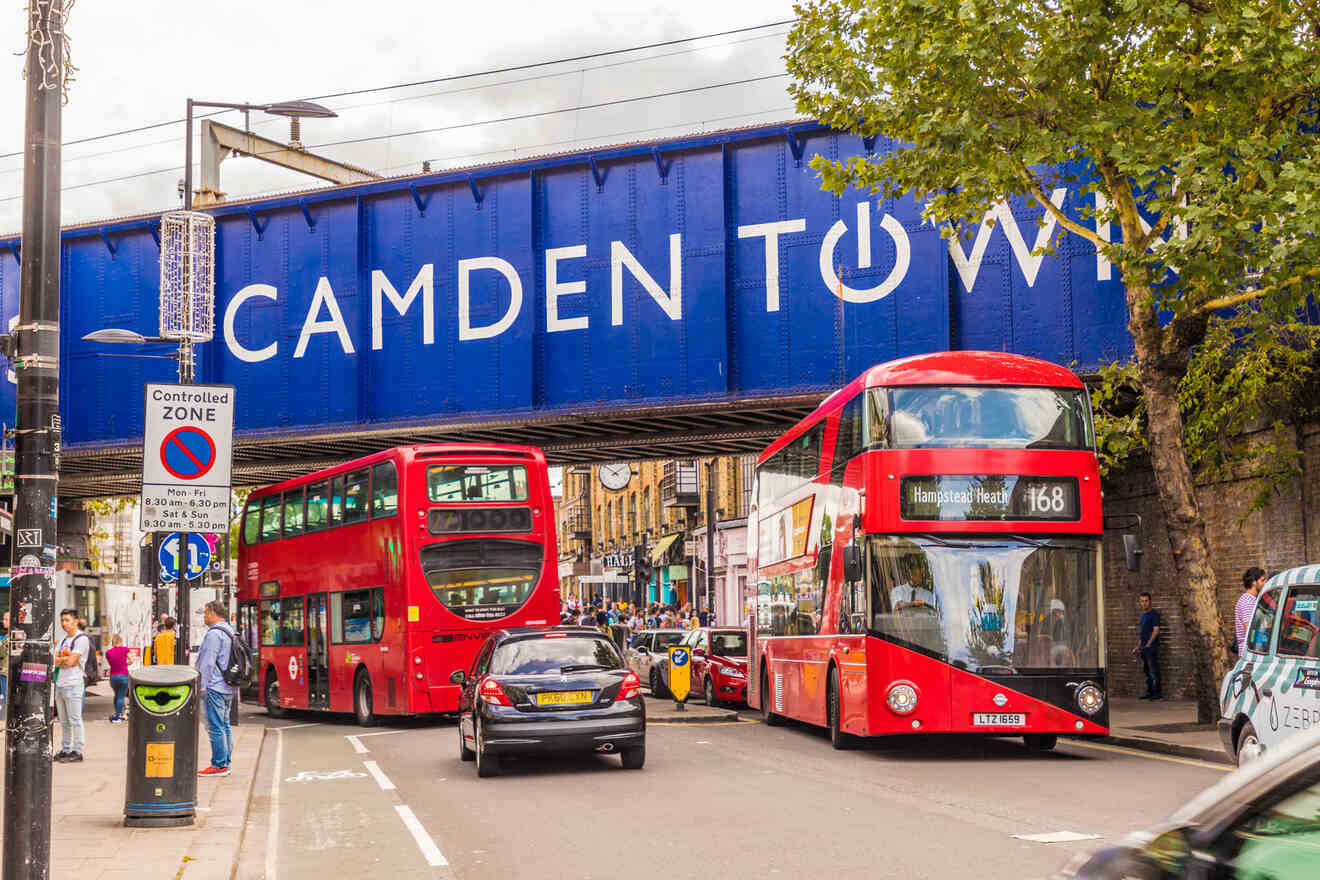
left=560, top=597, right=712, bottom=651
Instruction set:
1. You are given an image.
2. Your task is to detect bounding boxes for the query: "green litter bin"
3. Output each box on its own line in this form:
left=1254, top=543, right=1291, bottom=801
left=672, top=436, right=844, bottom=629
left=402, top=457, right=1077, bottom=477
left=124, top=665, right=200, bottom=827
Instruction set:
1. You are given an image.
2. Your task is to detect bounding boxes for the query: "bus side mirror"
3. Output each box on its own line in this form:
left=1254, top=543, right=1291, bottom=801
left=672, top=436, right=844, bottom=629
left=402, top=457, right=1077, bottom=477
left=843, top=544, right=862, bottom=583
left=1123, top=534, right=1143, bottom=573
left=448, top=669, right=466, bottom=685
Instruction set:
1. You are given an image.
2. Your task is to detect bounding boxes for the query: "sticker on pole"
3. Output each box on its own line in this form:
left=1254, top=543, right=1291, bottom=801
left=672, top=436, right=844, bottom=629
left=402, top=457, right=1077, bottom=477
left=139, top=383, right=234, bottom=533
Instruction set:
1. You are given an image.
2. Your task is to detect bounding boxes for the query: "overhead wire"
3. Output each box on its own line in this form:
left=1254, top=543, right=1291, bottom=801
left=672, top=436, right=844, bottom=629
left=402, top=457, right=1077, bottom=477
left=0, top=18, right=795, bottom=161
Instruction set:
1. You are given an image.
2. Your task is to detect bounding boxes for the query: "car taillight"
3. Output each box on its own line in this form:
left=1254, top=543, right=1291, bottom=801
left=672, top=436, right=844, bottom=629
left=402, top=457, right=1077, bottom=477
left=616, top=671, right=642, bottom=701
left=479, top=678, right=511, bottom=706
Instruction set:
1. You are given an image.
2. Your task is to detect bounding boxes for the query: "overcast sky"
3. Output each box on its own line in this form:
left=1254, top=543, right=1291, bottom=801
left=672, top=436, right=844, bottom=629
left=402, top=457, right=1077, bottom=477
left=0, top=1, right=801, bottom=234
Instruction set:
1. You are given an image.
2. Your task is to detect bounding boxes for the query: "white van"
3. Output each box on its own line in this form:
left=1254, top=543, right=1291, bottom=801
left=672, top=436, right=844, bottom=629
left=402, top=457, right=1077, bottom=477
left=1219, top=564, right=1320, bottom=766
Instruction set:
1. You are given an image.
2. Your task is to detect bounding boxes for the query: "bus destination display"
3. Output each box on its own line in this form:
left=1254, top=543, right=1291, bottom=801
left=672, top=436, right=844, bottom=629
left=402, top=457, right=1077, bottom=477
left=900, top=475, right=1080, bottom=521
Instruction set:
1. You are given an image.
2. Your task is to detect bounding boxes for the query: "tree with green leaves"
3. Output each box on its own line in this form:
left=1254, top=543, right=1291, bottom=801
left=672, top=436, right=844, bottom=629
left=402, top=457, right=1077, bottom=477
left=788, top=0, right=1320, bottom=720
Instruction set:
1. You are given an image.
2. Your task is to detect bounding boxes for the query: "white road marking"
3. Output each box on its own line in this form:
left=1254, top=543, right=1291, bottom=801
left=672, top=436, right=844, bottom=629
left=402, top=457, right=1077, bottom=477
left=346, top=735, right=368, bottom=754
left=395, top=804, right=449, bottom=867
left=1013, top=831, right=1102, bottom=843
left=354, top=729, right=411, bottom=738
left=264, top=727, right=285, bottom=880
left=694, top=740, right=711, bottom=744
left=343, top=729, right=410, bottom=753
left=363, top=759, right=397, bottom=791
left=271, top=722, right=321, bottom=730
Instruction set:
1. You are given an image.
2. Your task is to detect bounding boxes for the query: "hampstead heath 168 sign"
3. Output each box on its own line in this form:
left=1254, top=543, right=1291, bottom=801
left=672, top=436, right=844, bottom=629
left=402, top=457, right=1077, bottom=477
left=140, top=384, right=235, bottom=532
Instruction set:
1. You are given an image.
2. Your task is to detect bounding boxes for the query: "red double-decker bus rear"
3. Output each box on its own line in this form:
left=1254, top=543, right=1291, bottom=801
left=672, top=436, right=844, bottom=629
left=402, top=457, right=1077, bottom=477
left=747, top=352, right=1108, bottom=750
left=237, top=444, right=559, bottom=722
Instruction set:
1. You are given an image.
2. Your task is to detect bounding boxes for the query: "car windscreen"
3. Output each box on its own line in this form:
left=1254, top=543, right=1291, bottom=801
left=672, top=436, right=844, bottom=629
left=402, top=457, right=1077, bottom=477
left=653, top=632, right=686, bottom=650
left=490, top=637, right=623, bottom=675
left=710, top=632, right=747, bottom=657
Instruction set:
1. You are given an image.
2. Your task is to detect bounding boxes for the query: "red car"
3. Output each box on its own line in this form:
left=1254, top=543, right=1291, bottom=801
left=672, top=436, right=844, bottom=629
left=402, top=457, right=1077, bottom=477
left=688, top=627, right=749, bottom=707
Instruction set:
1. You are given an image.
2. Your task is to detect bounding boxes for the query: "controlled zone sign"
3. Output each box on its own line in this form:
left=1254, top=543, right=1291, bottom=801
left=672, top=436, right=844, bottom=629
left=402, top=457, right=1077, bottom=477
left=668, top=645, right=691, bottom=703
left=140, top=383, right=235, bottom=533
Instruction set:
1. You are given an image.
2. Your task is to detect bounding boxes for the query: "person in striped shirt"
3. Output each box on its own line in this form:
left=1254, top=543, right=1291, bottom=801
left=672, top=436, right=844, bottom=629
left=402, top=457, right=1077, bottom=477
left=1236, top=567, right=1266, bottom=654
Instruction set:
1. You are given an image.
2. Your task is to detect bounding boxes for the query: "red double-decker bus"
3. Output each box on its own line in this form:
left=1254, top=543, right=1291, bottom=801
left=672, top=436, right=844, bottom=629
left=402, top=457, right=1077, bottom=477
left=747, top=352, right=1108, bottom=751
left=236, top=444, right=560, bottom=724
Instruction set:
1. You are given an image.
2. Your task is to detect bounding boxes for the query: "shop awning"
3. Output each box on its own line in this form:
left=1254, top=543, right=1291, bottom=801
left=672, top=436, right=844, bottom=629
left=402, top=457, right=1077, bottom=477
left=650, top=532, right=682, bottom=565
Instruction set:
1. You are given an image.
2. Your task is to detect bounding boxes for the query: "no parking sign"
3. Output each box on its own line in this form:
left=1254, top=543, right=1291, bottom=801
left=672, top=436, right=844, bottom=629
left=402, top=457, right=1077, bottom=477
left=139, top=383, right=235, bottom=533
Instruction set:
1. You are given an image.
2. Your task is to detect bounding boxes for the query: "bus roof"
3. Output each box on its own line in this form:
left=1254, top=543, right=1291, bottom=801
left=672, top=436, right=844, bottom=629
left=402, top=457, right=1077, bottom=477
left=764, top=351, right=1086, bottom=464
left=247, top=442, right=547, bottom=499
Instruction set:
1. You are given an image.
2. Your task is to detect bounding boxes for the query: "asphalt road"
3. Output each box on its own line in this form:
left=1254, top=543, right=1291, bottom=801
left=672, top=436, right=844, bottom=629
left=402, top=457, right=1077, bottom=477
left=236, top=704, right=1227, bottom=880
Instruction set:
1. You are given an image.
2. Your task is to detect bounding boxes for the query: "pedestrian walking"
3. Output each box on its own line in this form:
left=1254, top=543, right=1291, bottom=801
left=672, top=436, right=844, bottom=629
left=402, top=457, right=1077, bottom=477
left=1236, top=567, right=1266, bottom=655
left=54, top=608, right=90, bottom=762
left=196, top=600, right=236, bottom=777
left=609, top=615, right=631, bottom=654
left=154, top=617, right=177, bottom=666
left=105, top=634, right=131, bottom=723
left=1131, top=592, right=1162, bottom=700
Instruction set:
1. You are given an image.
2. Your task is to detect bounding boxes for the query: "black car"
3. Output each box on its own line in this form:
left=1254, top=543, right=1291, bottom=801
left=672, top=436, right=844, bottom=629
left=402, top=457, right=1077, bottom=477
left=452, top=627, right=646, bottom=777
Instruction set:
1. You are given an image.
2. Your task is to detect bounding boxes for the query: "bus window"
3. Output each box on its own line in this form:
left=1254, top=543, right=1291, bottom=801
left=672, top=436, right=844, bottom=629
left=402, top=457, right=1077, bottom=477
left=260, top=599, right=280, bottom=646
left=242, top=504, right=261, bottom=546
left=865, top=388, right=889, bottom=449
left=329, top=592, right=343, bottom=643
left=337, top=589, right=376, bottom=644
left=1246, top=587, right=1281, bottom=655
left=867, top=536, right=946, bottom=657
left=279, top=597, right=306, bottom=645
left=427, top=465, right=529, bottom=502
left=887, top=386, right=1093, bottom=450
left=342, top=469, right=369, bottom=525
left=283, top=487, right=305, bottom=537
left=830, top=395, right=864, bottom=484
left=305, top=481, right=329, bottom=532
left=329, top=476, right=344, bottom=527
left=260, top=495, right=282, bottom=542
left=371, top=462, right=398, bottom=518
left=372, top=588, right=385, bottom=640
left=1278, top=586, right=1320, bottom=659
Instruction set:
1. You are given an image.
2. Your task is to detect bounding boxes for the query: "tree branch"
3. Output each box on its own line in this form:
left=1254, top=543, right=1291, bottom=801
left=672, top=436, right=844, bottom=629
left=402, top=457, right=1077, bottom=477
left=1006, top=154, right=1104, bottom=247
left=1197, top=265, right=1320, bottom=313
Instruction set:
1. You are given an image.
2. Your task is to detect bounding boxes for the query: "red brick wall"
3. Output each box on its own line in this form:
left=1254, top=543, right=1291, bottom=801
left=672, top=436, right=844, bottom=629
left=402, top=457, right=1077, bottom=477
left=1101, top=428, right=1320, bottom=697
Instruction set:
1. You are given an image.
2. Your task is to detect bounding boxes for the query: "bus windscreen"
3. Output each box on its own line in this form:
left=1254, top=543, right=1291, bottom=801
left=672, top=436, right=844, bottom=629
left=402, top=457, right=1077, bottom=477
left=885, top=387, right=1094, bottom=450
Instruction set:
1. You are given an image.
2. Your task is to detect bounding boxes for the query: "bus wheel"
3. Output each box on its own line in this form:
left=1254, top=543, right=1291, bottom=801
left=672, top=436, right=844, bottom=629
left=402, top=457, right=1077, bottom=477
left=827, top=668, right=858, bottom=750
left=704, top=677, right=720, bottom=708
left=760, top=669, right=782, bottom=726
left=1023, top=734, right=1057, bottom=753
left=1236, top=721, right=1263, bottom=767
left=354, top=671, right=378, bottom=727
left=264, top=670, right=286, bottom=718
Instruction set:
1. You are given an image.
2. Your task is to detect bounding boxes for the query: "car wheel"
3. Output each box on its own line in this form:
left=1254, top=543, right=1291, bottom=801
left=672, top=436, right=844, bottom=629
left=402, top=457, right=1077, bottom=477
left=704, top=676, right=719, bottom=708
left=475, top=718, right=500, bottom=778
left=1023, top=734, right=1058, bottom=752
left=828, top=668, right=858, bottom=750
left=354, top=671, right=378, bottom=727
left=650, top=670, right=669, bottom=699
left=760, top=668, right=782, bottom=726
left=458, top=719, right=474, bottom=762
left=1236, top=721, right=1263, bottom=767
left=264, top=670, right=286, bottom=718
left=620, top=743, right=645, bottom=770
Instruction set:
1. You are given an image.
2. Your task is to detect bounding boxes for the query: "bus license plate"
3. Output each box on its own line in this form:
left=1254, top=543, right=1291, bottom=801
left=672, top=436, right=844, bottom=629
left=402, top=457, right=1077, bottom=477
left=972, top=712, right=1026, bottom=727
left=536, top=690, right=593, bottom=706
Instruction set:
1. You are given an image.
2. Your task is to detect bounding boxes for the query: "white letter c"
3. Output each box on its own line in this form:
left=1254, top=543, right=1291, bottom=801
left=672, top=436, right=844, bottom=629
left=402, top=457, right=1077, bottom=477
left=224, top=283, right=279, bottom=363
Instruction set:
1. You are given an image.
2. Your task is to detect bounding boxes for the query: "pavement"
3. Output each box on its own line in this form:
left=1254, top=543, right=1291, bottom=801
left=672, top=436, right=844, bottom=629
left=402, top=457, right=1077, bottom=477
left=0, top=686, right=262, bottom=880
left=1099, top=697, right=1231, bottom=765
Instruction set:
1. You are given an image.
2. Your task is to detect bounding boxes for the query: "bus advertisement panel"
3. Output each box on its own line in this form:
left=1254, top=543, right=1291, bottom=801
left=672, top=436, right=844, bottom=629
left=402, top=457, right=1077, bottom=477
left=747, top=352, right=1108, bottom=751
left=237, top=444, right=560, bottom=723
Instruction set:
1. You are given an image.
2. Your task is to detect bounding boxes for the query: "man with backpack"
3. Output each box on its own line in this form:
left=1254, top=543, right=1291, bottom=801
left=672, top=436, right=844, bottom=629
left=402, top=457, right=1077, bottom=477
left=54, top=608, right=91, bottom=763
left=196, top=600, right=242, bottom=777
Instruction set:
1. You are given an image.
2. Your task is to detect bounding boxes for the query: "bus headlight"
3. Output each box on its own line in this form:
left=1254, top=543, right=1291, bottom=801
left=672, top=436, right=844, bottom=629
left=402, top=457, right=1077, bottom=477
left=1076, top=682, right=1104, bottom=715
left=886, top=683, right=918, bottom=715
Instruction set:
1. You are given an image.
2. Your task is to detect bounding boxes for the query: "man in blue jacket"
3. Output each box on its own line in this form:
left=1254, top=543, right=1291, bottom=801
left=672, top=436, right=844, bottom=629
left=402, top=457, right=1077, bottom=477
left=196, top=600, right=236, bottom=777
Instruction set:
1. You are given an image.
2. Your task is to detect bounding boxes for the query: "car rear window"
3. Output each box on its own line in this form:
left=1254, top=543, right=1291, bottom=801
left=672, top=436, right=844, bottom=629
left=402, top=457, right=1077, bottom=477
left=653, top=632, right=685, bottom=650
left=490, top=636, right=623, bottom=675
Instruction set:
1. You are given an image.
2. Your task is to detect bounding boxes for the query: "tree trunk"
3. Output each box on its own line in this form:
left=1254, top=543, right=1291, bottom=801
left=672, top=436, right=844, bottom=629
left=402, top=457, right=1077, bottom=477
left=1126, top=284, right=1230, bottom=724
